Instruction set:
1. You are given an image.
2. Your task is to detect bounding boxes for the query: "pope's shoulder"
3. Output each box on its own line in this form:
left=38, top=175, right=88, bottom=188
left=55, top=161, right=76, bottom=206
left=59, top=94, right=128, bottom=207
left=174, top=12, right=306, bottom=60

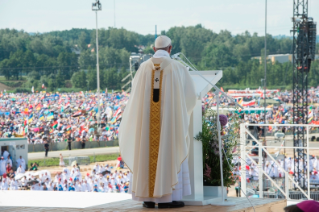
left=139, top=57, right=188, bottom=71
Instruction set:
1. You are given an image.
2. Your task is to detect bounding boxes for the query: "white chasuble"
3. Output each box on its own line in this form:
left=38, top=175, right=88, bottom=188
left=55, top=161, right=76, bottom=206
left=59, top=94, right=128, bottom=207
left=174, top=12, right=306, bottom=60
left=119, top=53, right=197, bottom=202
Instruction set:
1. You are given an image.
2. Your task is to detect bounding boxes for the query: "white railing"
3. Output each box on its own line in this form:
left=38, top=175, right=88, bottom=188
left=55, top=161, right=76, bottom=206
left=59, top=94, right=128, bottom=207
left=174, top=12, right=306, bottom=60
left=240, top=123, right=319, bottom=200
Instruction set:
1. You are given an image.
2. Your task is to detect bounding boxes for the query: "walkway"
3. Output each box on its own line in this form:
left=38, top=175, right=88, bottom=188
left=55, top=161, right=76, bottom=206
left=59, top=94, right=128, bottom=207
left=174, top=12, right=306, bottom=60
left=28, top=146, right=120, bottom=160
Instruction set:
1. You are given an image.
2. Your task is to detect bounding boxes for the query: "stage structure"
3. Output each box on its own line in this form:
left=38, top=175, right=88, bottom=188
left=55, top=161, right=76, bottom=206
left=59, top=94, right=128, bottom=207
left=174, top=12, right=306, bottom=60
left=291, top=0, right=316, bottom=189
left=172, top=53, right=243, bottom=206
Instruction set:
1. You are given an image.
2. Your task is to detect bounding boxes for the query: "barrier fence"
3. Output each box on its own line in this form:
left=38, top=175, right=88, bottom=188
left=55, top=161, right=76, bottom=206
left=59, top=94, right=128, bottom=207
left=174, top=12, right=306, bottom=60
left=240, top=123, right=319, bottom=201
left=27, top=140, right=119, bottom=153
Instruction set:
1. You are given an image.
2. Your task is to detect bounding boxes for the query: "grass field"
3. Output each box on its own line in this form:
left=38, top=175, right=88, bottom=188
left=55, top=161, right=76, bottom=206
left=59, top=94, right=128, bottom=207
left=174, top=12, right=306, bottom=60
left=28, top=153, right=118, bottom=167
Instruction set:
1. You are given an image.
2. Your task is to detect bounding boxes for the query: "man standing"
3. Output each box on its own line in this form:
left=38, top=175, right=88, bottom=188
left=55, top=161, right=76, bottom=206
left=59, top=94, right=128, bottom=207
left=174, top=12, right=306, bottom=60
left=16, top=156, right=26, bottom=170
left=119, top=35, right=196, bottom=208
left=0, top=157, right=6, bottom=176
left=44, top=140, right=49, bottom=157
left=67, top=134, right=72, bottom=150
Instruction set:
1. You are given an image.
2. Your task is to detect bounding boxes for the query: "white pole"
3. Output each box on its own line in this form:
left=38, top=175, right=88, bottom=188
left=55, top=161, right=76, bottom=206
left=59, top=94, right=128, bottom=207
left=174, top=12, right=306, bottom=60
left=96, top=10, right=101, bottom=133
left=307, top=126, right=310, bottom=199
left=216, top=91, right=225, bottom=201
left=258, top=140, right=263, bottom=198
left=240, top=124, right=246, bottom=197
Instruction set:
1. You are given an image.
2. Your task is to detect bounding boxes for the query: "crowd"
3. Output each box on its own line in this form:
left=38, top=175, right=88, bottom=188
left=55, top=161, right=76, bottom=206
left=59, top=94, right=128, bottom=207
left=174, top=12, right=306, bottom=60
left=0, top=91, right=128, bottom=145
left=0, top=153, right=131, bottom=193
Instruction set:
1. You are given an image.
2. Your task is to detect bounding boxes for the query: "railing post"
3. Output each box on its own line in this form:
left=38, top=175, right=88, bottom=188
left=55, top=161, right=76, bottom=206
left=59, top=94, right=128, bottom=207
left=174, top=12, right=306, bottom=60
left=240, top=123, right=246, bottom=197
left=258, top=140, right=263, bottom=198
left=285, top=171, right=289, bottom=199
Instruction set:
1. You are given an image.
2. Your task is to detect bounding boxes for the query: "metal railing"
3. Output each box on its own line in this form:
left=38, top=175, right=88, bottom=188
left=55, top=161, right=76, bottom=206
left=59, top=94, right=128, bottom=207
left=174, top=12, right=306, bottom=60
left=240, top=123, right=319, bottom=200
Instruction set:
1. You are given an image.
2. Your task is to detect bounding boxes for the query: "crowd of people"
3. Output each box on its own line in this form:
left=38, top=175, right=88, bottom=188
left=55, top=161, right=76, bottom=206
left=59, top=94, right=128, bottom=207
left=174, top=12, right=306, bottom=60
left=0, top=152, right=131, bottom=193
left=0, top=91, right=128, bottom=145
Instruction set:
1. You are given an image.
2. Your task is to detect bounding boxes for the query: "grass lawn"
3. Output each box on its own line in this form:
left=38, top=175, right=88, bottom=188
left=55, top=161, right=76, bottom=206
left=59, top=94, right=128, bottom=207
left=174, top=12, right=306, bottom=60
left=29, top=153, right=118, bottom=167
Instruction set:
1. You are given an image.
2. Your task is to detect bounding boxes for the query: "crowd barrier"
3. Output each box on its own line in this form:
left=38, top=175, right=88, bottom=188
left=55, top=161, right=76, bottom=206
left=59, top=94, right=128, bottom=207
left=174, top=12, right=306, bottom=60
left=27, top=140, right=119, bottom=153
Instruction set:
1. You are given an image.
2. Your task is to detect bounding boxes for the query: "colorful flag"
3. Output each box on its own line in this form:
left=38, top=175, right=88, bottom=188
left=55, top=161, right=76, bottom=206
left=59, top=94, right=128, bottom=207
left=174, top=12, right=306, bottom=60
left=36, top=104, right=41, bottom=111
left=28, top=114, right=33, bottom=123
left=113, top=108, right=121, bottom=118
left=52, top=121, right=58, bottom=129
left=39, top=114, right=44, bottom=121
left=47, top=112, right=54, bottom=120
left=66, top=125, right=71, bottom=132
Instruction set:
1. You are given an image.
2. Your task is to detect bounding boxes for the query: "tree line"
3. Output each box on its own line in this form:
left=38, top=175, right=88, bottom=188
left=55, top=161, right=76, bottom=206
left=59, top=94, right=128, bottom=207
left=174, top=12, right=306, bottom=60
left=0, top=25, right=318, bottom=92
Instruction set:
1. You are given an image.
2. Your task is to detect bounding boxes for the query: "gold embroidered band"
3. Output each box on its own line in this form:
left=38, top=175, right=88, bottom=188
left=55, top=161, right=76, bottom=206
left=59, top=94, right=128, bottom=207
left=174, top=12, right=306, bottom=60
left=148, top=67, right=163, bottom=197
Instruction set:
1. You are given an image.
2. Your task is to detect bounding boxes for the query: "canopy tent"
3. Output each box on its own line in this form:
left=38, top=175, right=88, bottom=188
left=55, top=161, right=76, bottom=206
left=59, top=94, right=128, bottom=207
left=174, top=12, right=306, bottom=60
left=210, top=107, right=272, bottom=114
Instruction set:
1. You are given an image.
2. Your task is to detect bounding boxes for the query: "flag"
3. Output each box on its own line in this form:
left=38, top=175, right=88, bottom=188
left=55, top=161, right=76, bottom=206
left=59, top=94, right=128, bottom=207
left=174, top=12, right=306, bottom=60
left=242, top=99, right=255, bottom=107
left=36, top=104, right=41, bottom=111
left=238, top=98, right=243, bottom=106
left=308, top=105, right=313, bottom=118
left=113, top=108, right=121, bottom=118
left=52, top=121, right=58, bottom=129
left=110, top=117, right=116, bottom=124
left=39, top=114, right=44, bottom=121
left=65, top=102, right=70, bottom=108
left=31, top=86, right=34, bottom=93
left=28, top=114, right=33, bottom=123
left=66, top=125, right=71, bottom=132
left=308, top=116, right=313, bottom=124
left=219, top=87, right=224, bottom=97
left=42, top=84, right=44, bottom=89
left=47, top=112, right=54, bottom=120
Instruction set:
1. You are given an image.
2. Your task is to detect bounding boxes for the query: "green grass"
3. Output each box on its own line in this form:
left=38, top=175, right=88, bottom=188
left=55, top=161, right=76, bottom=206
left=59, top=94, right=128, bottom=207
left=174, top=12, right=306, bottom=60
left=29, top=153, right=118, bottom=167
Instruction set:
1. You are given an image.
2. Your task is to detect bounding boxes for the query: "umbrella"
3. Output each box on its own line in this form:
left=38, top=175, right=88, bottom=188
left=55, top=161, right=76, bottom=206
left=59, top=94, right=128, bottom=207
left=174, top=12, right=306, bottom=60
left=27, top=180, right=39, bottom=185
left=15, top=173, right=26, bottom=181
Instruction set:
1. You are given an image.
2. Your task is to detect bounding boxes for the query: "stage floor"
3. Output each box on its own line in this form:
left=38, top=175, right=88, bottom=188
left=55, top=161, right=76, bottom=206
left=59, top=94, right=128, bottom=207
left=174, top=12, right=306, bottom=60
left=0, top=191, right=286, bottom=212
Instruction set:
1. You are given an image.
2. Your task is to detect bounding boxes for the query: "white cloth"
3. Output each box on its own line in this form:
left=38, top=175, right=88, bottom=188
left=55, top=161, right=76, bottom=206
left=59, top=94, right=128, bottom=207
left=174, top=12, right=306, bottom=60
left=119, top=53, right=196, bottom=199
left=152, top=50, right=170, bottom=58
left=130, top=158, right=191, bottom=203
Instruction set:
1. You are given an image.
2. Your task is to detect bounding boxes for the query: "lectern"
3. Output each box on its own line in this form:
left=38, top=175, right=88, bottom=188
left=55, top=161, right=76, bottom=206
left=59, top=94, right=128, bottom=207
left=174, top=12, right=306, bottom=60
left=182, top=70, right=224, bottom=205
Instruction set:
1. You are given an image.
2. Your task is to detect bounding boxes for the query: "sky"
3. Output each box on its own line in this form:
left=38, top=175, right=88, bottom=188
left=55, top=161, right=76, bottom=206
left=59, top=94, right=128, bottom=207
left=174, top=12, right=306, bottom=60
left=0, top=0, right=318, bottom=36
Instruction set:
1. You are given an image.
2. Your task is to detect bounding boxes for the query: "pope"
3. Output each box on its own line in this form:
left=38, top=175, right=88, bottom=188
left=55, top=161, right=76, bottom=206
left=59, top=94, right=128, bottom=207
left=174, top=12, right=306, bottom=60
left=119, top=35, right=196, bottom=208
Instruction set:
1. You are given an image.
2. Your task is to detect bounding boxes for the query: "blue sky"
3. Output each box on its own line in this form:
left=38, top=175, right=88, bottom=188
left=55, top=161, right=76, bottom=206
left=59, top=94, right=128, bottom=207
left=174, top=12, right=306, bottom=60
left=0, top=0, right=318, bottom=36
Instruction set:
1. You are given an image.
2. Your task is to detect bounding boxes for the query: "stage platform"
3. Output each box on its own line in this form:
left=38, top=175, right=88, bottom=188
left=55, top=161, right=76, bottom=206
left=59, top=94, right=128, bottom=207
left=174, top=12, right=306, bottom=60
left=0, top=191, right=286, bottom=212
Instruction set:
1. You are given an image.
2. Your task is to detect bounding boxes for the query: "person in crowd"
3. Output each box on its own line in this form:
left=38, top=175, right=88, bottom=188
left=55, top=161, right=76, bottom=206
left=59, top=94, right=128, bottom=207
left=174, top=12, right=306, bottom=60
left=16, top=156, right=26, bottom=170
left=44, top=140, right=49, bottom=157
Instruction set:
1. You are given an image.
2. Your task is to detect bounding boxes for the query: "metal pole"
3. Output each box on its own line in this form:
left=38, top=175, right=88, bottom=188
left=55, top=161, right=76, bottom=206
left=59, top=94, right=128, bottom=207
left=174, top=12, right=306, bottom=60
left=264, top=0, right=267, bottom=123
left=240, top=124, right=247, bottom=197
left=307, top=126, right=310, bottom=199
left=216, top=91, right=225, bottom=201
left=258, top=141, right=263, bottom=198
left=96, top=11, right=101, bottom=134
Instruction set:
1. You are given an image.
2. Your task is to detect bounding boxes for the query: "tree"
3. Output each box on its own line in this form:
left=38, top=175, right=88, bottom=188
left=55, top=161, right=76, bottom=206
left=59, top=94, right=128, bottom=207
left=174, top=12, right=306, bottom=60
left=79, top=31, right=89, bottom=50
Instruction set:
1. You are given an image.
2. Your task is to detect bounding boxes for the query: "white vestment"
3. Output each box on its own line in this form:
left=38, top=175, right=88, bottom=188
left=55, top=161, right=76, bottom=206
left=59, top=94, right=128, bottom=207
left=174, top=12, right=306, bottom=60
left=119, top=50, right=196, bottom=202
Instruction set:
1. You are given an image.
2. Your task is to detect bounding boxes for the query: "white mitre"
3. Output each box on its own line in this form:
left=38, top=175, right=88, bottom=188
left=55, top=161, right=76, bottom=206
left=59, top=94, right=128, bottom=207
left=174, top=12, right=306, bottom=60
left=155, top=35, right=171, bottom=48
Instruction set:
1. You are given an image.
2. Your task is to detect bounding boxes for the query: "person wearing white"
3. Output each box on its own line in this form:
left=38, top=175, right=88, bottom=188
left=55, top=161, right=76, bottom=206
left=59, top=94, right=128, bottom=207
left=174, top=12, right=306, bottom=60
left=0, top=157, right=6, bottom=175
left=2, top=150, right=9, bottom=161
left=119, top=35, right=196, bottom=208
left=59, top=154, right=65, bottom=167
left=16, top=156, right=26, bottom=170
left=81, top=181, right=88, bottom=192
left=1, top=178, right=8, bottom=190
left=6, top=156, right=12, bottom=167
left=10, top=179, right=18, bottom=190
